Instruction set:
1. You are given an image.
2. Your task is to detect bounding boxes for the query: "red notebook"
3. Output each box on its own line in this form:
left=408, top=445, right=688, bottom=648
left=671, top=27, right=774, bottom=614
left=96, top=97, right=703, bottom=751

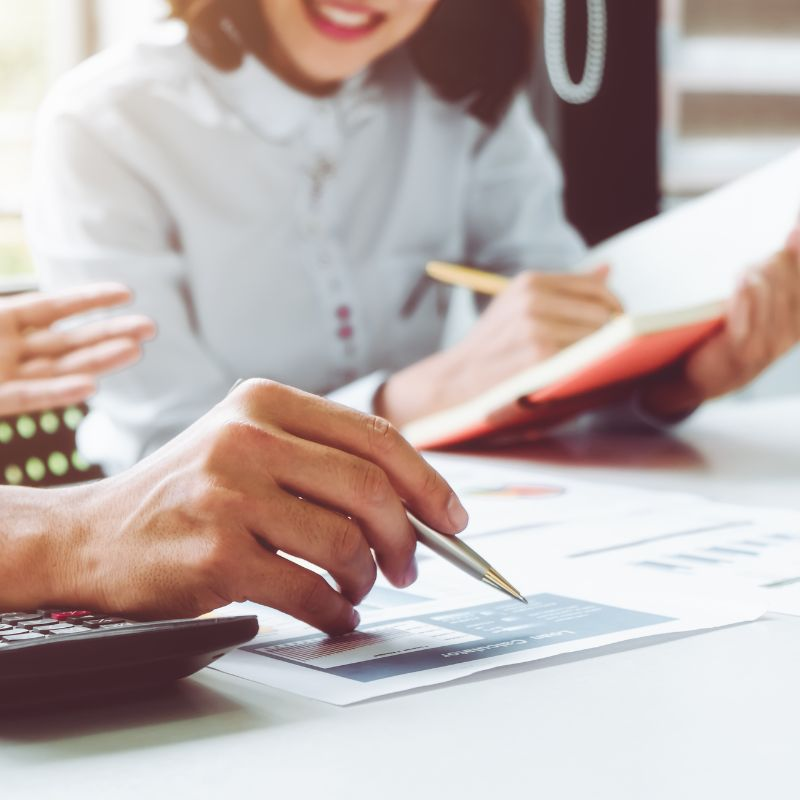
left=402, top=302, right=724, bottom=450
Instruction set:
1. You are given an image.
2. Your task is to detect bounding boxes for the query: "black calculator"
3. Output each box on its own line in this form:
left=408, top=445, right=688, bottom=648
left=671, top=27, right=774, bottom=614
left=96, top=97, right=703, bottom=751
left=0, top=609, right=258, bottom=708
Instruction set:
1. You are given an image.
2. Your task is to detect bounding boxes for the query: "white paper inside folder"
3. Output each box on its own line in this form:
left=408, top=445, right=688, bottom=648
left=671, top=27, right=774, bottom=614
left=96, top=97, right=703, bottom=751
left=583, top=146, right=800, bottom=314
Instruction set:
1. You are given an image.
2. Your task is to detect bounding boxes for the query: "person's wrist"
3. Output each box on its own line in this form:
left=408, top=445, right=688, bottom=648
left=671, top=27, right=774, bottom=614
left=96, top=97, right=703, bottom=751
left=0, top=484, right=90, bottom=610
left=377, top=346, right=468, bottom=428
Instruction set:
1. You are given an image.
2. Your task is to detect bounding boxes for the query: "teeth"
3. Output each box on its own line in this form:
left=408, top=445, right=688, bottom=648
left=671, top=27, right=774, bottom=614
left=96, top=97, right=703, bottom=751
left=315, top=3, right=374, bottom=29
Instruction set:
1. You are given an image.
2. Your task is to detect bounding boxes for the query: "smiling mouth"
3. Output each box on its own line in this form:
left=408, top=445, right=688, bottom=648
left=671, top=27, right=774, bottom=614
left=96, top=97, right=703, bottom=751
left=304, top=0, right=386, bottom=40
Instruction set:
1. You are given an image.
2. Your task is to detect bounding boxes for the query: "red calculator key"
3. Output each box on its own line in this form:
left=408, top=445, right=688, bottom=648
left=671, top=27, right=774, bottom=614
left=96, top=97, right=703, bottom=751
left=50, top=611, right=92, bottom=622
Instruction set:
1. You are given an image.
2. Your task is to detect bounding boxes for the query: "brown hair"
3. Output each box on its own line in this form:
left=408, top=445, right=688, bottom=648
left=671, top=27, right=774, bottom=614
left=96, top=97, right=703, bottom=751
left=167, top=0, right=538, bottom=126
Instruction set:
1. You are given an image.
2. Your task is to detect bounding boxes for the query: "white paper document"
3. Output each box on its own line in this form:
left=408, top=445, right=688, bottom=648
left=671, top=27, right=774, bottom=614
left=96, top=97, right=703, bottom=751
left=215, top=577, right=762, bottom=705
left=212, top=454, right=795, bottom=704
left=425, top=455, right=800, bottom=616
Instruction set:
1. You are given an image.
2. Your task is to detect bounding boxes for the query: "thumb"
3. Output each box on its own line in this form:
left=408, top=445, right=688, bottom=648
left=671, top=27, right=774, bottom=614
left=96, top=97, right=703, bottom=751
left=586, top=263, right=612, bottom=281
left=785, top=225, right=800, bottom=256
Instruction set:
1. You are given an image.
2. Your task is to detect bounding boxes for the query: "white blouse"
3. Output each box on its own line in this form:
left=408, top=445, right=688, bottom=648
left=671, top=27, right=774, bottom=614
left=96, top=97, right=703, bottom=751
left=27, top=25, right=585, bottom=473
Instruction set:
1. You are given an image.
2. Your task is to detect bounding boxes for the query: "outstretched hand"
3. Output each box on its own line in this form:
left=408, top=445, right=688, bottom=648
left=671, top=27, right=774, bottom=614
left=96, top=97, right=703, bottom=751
left=0, top=283, right=156, bottom=416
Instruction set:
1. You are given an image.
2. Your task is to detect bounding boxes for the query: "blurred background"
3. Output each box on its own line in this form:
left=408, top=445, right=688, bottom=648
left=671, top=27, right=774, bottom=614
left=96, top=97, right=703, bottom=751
left=1, top=0, right=800, bottom=281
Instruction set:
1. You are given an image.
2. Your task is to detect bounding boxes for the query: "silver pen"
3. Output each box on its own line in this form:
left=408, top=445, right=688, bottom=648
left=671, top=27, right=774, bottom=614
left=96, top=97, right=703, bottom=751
left=228, top=380, right=526, bottom=604
left=406, top=510, right=527, bottom=604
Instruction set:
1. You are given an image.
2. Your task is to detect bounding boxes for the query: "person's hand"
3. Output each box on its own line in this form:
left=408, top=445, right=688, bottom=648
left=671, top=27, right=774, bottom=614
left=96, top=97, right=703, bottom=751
left=0, top=283, right=156, bottom=416
left=378, top=266, right=623, bottom=427
left=36, top=381, right=469, bottom=634
left=639, top=227, right=800, bottom=419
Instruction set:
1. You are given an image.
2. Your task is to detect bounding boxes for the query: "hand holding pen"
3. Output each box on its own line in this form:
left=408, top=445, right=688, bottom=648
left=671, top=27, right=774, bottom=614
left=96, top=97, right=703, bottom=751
left=376, top=262, right=623, bottom=429
left=65, top=380, right=472, bottom=635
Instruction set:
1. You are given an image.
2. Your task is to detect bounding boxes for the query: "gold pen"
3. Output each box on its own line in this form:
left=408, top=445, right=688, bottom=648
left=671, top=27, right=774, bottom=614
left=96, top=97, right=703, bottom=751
left=426, top=260, right=510, bottom=296
left=426, top=260, right=623, bottom=317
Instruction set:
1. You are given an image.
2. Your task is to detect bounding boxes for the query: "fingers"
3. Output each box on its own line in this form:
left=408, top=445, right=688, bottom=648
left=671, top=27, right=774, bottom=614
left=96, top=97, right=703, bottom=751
left=527, top=288, right=616, bottom=328
left=784, top=225, right=800, bottom=255
left=727, top=275, right=765, bottom=371
left=10, top=283, right=133, bottom=330
left=523, top=318, right=607, bottom=355
left=511, top=269, right=623, bottom=314
left=21, top=314, right=156, bottom=359
left=237, top=542, right=359, bottom=635
left=234, top=381, right=468, bottom=536
left=727, top=279, right=752, bottom=348
left=0, top=375, right=95, bottom=416
left=259, top=434, right=419, bottom=589
left=18, top=337, right=144, bottom=380
left=737, top=256, right=797, bottom=367
left=716, top=250, right=800, bottom=395
left=588, top=263, right=612, bottom=280
left=245, top=491, right=377, bottom=605
left=771, top=249, right=800, bottom=344
left=764, top=257, right=798, bottom=356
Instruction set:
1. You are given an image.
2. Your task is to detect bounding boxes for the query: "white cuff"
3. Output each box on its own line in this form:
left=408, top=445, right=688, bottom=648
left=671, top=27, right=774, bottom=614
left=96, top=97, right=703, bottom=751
left=327, top=371, right=390, bottom=416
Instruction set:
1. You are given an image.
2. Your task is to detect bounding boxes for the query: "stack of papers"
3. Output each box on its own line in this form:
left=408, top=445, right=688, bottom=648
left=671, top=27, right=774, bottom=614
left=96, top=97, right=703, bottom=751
left=212, top=454, right=799, bottom=705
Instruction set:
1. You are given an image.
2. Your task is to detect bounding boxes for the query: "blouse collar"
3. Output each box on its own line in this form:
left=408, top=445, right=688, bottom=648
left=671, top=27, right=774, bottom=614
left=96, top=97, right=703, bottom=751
left=190, top=42, right=382, bottom=143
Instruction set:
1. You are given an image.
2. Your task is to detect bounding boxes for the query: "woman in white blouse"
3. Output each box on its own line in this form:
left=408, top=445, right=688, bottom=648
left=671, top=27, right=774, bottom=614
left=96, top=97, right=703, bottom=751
left=27, top=0, right=800, bottom=473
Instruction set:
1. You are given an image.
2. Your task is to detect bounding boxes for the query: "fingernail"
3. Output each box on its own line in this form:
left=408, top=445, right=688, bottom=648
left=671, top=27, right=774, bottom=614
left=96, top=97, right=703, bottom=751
left=447, top=493, right=469, bottom=531
left=402, top=559, right=418, bottom=588
left=350, top=609, right=361, bottom=629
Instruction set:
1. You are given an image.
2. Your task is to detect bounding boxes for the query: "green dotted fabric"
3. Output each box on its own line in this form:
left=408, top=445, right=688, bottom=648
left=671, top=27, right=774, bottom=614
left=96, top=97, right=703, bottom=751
left=0, top=405, right=103, bottom=487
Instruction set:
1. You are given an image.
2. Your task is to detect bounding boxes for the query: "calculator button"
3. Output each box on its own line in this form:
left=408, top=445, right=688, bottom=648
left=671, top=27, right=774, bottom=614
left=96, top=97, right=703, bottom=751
left=45, top=627, right=89, bottom=636
left=22, top=619, right=60, bottom=629
left=96, top=623, right=135, bottom=630
left=96, top=618, right=127, bottom=625
left=1, top=631, right=46, bottom=642
left=37, top=623, right=78, bottom=633
left=0, top=624, right=15, bottom=632
left=2, top=628, right=30, bottom=636
left=1, top=613, right=44, bottom=624
left=49, top=611, right=92, bottom=622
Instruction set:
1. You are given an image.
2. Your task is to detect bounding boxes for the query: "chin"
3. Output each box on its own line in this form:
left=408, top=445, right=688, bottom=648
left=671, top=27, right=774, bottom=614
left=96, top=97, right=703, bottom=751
left=301, top=55, right=371, bottom=86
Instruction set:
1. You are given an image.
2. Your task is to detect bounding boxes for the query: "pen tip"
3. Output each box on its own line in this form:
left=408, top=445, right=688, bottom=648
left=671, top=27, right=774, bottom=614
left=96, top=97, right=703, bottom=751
left=483, top=570, right=527, bottom=605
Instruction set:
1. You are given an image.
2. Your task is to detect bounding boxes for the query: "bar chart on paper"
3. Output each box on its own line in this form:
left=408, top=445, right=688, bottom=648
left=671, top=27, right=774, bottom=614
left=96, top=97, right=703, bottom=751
left=575, top=518, right=800, bottom=616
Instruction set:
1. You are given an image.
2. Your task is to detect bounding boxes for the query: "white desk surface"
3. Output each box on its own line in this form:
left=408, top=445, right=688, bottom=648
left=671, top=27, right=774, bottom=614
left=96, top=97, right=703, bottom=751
left=3, top=396, right=799, bottom=800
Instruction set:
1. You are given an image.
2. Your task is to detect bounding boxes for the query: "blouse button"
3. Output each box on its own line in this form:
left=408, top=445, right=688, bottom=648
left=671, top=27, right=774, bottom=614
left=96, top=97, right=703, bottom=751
left=338, top=325, right=354, bottom=340
left=336, top=305, right=351, bottom=321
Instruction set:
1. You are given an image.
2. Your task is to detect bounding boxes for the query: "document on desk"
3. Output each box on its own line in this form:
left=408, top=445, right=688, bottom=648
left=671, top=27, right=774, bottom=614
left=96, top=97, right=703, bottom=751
left=212, top=455, right=788, bottom=704
left=561, top=507, right=800, bottom=616
left=214, top=574, right=762, bottom=705
left=422, top=454, right=800, bottom=616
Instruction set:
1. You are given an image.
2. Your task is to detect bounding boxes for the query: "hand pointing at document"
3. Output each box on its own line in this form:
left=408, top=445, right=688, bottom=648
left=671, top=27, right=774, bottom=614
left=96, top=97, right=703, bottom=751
left=1, top=380, right=469, bottom=635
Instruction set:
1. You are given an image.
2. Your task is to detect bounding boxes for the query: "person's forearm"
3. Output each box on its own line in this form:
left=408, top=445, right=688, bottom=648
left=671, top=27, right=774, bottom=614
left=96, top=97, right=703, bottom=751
left=0, top=485, right=85, bottom=610
left=376, top=346, right=469, bottom=428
